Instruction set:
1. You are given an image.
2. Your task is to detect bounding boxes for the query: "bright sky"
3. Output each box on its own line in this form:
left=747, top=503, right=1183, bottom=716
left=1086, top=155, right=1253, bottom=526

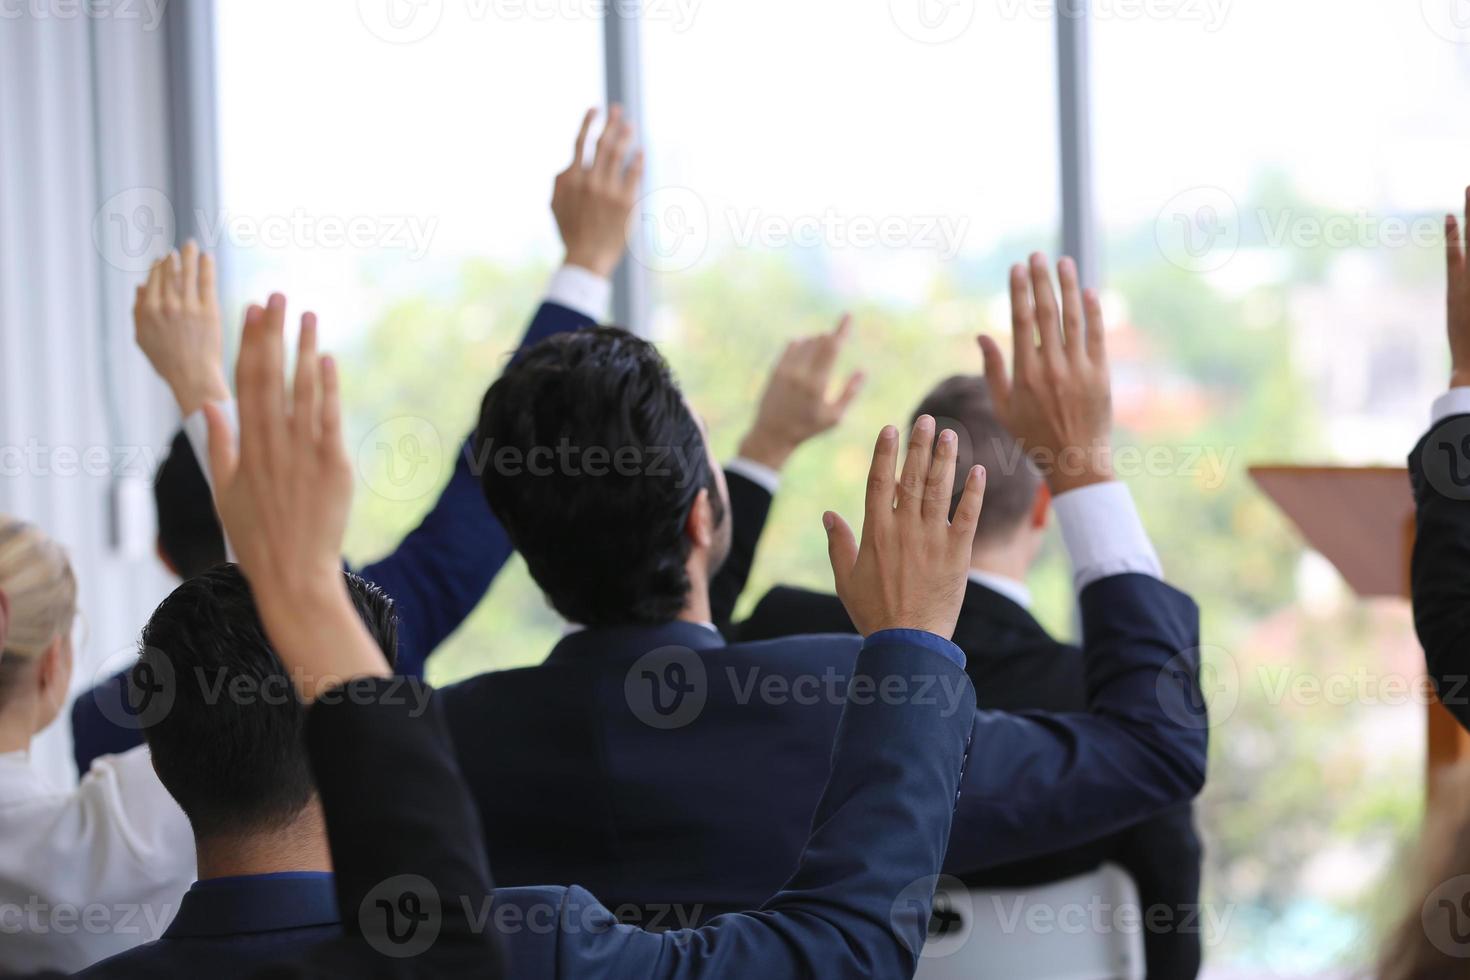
left=213, top=0, right=1470, bottom=336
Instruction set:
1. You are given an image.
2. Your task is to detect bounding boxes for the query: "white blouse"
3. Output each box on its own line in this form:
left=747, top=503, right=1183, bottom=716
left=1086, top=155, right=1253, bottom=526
left=0, top=744, right=195, bottom=974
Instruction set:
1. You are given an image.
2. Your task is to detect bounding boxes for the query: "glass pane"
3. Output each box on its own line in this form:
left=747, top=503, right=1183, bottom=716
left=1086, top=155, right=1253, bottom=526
left=1093, top=2, right=1470, bottom=972
left=214, top=0, right=604, bottom=681
left=641, top=0, right=1063, bottom=613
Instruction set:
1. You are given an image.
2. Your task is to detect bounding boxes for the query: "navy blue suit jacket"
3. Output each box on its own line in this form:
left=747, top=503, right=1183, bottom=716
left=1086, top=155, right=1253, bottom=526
left=77, top=639, right=974, bottom=978
left=69, top=300, right=597, bottom=773
left=79, top=873, right=341, bottom=978
left=441, top=573, right=1207, bottom=923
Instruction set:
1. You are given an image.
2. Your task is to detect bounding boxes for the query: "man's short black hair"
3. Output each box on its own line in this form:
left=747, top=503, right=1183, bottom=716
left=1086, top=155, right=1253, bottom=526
left=154, top=429, right=226, bottom=579
left=138, top=565, right=398, bottom=841
left=913, top=375, right=1042, bottom=543
left=475, top=326, right=724, bottom=627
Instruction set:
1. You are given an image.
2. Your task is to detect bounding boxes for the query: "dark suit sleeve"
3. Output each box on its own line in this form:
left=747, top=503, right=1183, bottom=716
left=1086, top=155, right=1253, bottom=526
left=70, top=671, right=144, bottom=772
left=537, top=638, right=976, bottom=979
left=354, top=301, right=595, bottom=676
left=1410, top=415, right=1470, bottom=730
left=297, top=676, right=503, bottom=978
left=943, top=573, right=1208, bottom=871
left=708, top=469, right=774, bottom=635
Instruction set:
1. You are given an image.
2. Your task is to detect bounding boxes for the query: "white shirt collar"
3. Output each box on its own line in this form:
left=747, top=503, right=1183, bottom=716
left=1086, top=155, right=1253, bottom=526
left=966, top=569, right=1033, bottom=610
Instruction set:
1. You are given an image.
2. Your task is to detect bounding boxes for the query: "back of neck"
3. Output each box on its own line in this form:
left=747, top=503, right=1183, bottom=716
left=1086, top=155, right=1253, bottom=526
left=194, top=804, right=332, bottom=881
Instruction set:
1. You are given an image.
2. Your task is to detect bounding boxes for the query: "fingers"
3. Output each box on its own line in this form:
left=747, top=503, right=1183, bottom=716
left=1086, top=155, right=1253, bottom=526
left=923, top=427, right=958, bottom=522
left=571, top=107, right=596, bottom=170
left=1057, top=256, right=1083, bottom=357
left=1008, top=263, right=1035, bottom=374
left=592, top=104, right=625, bottom=180
left=823, top=510, right=858, bottom=597
left=1029, top=253, right=1063, bottom=361
left=1083, top=288, right=1107, bottom=364
left=897, top=415, right=936, bottom=515
left=198, top=251, right=216, bottom=306
left=808, top=312, right=851, bottom=380
left=977, top=335, right=1012, bottom=412
left=202, top=400, right=239, bottom=495
left=623, top=148, right=645, bottom=196
left=181, top=240, right=199, bottom=301
left=949, top=465, right=988, bottom=552
left=293, top=313, right=320, bottom=444
left=320, top=354, right=344, bottom=464
left=234, top=304, right=267, bottom=466
left=863, top=425, right=900, bottom=528
left=832, top=371, right=865, bottom=417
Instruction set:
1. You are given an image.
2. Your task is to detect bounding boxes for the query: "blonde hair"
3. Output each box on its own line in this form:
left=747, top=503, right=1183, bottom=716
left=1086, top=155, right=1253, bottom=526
left=0, top=517, right=77, bottom=661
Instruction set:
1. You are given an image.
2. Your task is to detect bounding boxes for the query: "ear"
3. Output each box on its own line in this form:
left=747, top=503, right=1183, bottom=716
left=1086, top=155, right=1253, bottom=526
left=1030, top=484, right=1051, bottom=530
left=684, top=488, right=714, bottom=551
left=155, top=538, right=179, bottom=578
left=36, top=635, right=69, bottom=701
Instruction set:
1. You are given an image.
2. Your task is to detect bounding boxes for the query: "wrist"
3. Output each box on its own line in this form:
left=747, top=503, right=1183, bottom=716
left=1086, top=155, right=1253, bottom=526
left=170, top=369, right=230, bottom=417
left=1452, top=370, right=1470, bottom=390
left=737, top=430, right=795, bottom=472
left=563, top=248, right=619, bottom=280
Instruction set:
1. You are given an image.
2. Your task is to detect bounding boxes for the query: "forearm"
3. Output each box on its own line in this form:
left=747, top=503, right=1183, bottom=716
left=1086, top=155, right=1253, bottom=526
left=306, top=678, right=496, bottom=949
left=944, top=572, right=1205, bottom=870
left=608, top=636, right=974, bottom=978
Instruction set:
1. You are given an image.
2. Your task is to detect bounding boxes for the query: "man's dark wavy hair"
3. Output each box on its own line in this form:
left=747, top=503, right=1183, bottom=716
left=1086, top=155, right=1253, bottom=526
left=474, top=327, right=724, bottom=627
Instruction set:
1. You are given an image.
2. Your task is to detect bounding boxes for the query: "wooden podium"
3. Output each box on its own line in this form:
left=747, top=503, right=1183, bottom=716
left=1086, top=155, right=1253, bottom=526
left=1250, top=465, right=1470, bottom=794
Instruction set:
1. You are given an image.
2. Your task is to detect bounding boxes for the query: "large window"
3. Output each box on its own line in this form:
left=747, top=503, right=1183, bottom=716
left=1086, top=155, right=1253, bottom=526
left=214, top=0, right=604, bottom=680
left=210, top=3, right=1470, bottom=973
left=640, top=0, right=1067, bottom=620
left=1094, top=3, right=1470, bottom=972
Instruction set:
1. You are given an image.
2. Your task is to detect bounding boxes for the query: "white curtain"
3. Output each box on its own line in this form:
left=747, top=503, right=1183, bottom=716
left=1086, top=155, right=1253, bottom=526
left=0, top=6, right=212, bottom=781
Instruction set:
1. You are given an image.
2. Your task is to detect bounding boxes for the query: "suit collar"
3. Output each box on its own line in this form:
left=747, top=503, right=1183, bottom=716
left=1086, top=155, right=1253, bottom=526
left=546, top=620, right=726, bottom=665
left=966, top=569, right=1032, bottom=609
left=960, top=579, right=1052, bottom=640
left=165, top=872, right=339, bottom=939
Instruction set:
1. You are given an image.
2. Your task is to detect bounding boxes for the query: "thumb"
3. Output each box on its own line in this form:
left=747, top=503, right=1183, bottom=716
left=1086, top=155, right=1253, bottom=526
left=202, top=401, right=239, bottom=498
left=978, top=335, right=1012, bottom=411
left=823, top=510, right=858, bottom=596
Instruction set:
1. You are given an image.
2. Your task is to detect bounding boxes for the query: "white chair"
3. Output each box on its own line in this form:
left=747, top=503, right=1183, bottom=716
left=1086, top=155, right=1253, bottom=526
left=913, top=864, right=1146, bottom=980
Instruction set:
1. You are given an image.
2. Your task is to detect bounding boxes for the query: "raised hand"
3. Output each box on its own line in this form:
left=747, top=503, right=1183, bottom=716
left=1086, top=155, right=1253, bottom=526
left=823, top=416, right=986, bottom=639
left=134, top=240, right=230, bottom=415
left=1447, top=186, right=1470, bottom=389
left=978, top=253, right=1114, bottom=496
left=203, top=294, right=386, bottom=700
left=737, top=314, right=865, bottom=472
left=552, top=105, right=644, bottom=279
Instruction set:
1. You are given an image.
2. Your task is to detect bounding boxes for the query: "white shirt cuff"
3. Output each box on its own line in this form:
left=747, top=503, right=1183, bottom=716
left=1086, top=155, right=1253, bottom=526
left=545, top=264, right=611, bottom=323
left=1051, top=481, right=1162, bottom=591
left=724, top=456, right=781, bottom=495
left=1432, top=387, right=1470, bottom=424
left=180, top=400, right=238, bottom=562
